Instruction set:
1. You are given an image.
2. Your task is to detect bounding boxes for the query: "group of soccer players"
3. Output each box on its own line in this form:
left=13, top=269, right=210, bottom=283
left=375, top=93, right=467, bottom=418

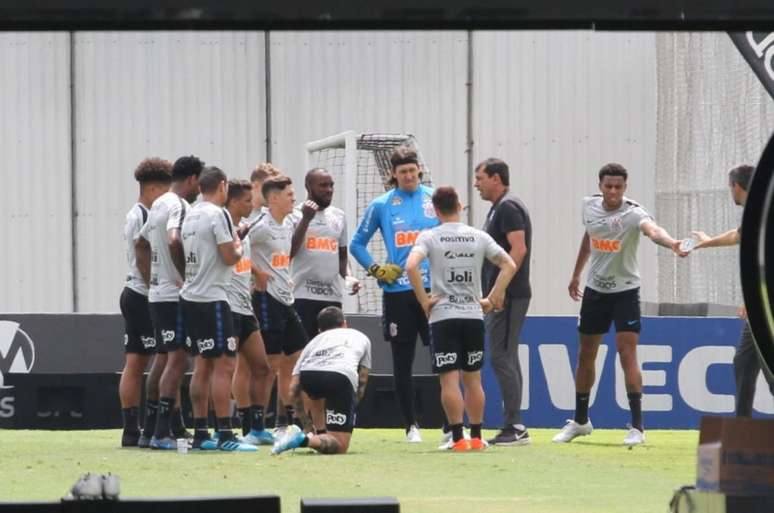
left=120, top=146, right=710, bottom=455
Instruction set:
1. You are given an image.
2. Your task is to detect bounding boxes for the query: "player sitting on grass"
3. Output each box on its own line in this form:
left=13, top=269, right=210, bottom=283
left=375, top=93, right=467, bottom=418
left=272, top=306, right=371, bottom=455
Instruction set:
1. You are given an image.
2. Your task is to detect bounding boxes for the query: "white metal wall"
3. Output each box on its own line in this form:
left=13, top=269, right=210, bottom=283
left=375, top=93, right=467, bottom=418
left=0, top=33, right=73, bottom=312
left=471, top=31, right=658, bottom=316
left=269, top=31, right=470, bottom=199
left=73, top=31, right=267, bottom=312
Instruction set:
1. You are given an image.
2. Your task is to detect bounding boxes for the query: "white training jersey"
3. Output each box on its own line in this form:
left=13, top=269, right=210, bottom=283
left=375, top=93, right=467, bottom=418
left=180, top=201, right=235, bottom=303
left=292, top=327, right=372, bottom=393
left=139, top=191, right=188, bottom=303
left=124, top=202, right=149, bottom=296
left=411, top=222, right=508, bottom=323
left=227, top=228, right=254, bottom=316
left=582, top=195, right=653, bottom=293
left=289, top=206, right=348, bottom=302
left=249, top=210, right=295, bottom=305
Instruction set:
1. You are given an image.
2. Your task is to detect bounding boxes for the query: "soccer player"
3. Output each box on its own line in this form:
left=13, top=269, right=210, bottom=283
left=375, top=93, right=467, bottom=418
left=119, top=157, right=171, bottom=447
left=136, top=155, right=203, bottom=449
left=290, top=168, right=360, bottom=337
left=554, top=163, right=685, bottom=446
left=225, top=179, right=274, bottom=445
left=473, top=158, right=533, bottom=446
left=249, top=163, right=280, bottom=223
left=272, top=306, right=371, bottom=455
left=250, top=175, right=309, bottom=429
left=174, top=167, right=255, bottom=452
left=691, top=164, right=774, bottom=417
left=350, top=146, right=439, bottom=443
left=406, top=186, right=516, bottom=451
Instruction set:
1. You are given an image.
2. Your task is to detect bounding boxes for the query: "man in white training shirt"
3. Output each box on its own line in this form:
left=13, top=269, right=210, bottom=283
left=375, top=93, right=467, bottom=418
left=290, top=168, right=360, bottom=337
left=272, top=306, right=371, bottom=455
left=178, top=167, right=255, bottom=452
left=250, top=175, right=309, bottom=428
left=406, top=186, right=516, bottom=452
left=135, top=155, right=203, bottom=448
left=554, top=163, right=686, bottom=447
left=119, top=157, right=171, bottom=447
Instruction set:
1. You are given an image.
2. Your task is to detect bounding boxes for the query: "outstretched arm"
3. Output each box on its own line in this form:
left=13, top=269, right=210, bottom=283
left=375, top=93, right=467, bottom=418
left=693, top=228, right=741, bottom=249
left=640, top=220, right=683, bottom=255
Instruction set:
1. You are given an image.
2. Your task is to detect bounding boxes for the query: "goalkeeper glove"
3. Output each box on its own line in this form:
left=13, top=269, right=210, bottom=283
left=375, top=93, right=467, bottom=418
left=367, top=263, right=403, bottom=284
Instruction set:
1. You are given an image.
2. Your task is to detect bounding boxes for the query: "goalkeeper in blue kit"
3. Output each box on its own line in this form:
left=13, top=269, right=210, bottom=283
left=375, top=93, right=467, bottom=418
left=350, top=146, right=439, bottom=443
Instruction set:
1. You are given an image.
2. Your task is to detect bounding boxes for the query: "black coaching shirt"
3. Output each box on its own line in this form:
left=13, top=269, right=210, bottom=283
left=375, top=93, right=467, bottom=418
left=481, top=192, right=532, bottom=299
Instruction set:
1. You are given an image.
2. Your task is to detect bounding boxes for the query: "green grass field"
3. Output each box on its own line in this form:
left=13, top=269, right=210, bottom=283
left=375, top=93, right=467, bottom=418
left=0, top=428, right=698, bottom=513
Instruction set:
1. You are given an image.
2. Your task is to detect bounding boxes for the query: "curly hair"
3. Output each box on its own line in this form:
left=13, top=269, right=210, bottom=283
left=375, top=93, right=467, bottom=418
left=134, top=157, right=172, bottom=184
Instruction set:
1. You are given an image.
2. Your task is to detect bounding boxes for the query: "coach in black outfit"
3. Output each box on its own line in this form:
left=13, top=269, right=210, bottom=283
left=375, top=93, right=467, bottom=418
left=474, top=158, right=533, bottom=446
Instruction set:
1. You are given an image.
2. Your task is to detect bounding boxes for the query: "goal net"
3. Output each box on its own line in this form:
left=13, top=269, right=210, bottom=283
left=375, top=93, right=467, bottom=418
left=305, top=132, right=434, bottom=314
left=655, top=33, right=774, bottom=313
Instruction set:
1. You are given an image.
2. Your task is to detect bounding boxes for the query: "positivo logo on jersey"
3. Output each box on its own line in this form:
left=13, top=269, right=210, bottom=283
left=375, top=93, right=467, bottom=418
left=326, top=409, right=347, bottom=426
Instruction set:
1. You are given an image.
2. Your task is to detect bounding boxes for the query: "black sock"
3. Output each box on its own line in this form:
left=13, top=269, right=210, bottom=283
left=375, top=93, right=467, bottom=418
left=575, top=392, right=590, bottom=425
left=299, top=434, right=309, bottom=448
left=316, top=428, right=327, bottom=435
left=442, top=420, right=450, bottom=434
left=193, top=417, right=209, bottom=439
left=470, top=423, right=482, bottom=440
left=251, top=405, right=265, bottom=431
left=153, top=397, right=175, bottom=439
left=122, top=407, right=140, bottom=434
left=628, top=392, right=643, bottom=432
left=237, top=407, right=251, bottom=436
left=276, top=413, right=288, bottom=427
left=217, top=417, right=233, bottom=440
left=142, top=400, right=158, bottom=436
left=171, top=408, right=187, bottom=437
left=285, top=405, right=295, bottom=425
left=451, top=423, right=464, bottom=443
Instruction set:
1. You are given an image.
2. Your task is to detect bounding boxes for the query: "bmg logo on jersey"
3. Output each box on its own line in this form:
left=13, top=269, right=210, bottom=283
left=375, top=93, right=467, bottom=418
left=435, top=352, right=457, bottom=367
left=306, top=236, right=338, bottom=253
left=590, top=237, right=621, bottom=253
left=271, top=253, right=290, bottom=269
left=394, top=230, right=420, bottom=247
left=445, top=266, right=474, bottom=284
left=326, top=409, right=347, bottom=426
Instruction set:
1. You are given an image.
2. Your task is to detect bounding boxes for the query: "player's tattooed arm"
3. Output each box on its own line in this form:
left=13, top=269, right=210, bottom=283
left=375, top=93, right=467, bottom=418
left=316, top=436, right=341, bottom=454
left=135, top=236, right=152, bottom=285
left=356, top=366, right=369, bottom=402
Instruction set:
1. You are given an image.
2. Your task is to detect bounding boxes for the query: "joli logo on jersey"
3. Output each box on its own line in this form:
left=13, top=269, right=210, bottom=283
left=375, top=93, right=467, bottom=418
left=446, top=267, right=473, bottom=283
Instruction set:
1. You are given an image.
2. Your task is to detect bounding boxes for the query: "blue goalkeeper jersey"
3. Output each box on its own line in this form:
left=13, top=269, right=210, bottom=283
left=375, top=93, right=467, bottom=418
left=350, top=184, right=439, bottom=293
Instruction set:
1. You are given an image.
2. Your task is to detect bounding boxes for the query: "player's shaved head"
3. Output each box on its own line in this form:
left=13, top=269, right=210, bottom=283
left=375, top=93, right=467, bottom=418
left=317, top=306, right=346, bottom=332
left=199, top=166, right=228, bottom=194
left=305, top=168, right=334, bottom=208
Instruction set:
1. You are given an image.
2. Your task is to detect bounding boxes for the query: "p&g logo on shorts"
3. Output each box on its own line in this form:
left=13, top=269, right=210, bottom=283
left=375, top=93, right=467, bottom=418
left=435, top=352, right=457, bottom=367
left=326, top=409, right=347, bottom=426
left=467, top=351, right=483, bottom=366
left=197, top=338, right=215, bottom=352
left=141, top=336, right=157, bottom=349
left=162, top=330, right=175, bottom=343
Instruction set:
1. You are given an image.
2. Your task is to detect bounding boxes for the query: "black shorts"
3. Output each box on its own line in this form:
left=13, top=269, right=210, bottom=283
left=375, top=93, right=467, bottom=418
left=299, top=370, right=356, bottom=433
left=233, top=312, right=260, bottom=349
left=429, top=318, right=485, bottom=373
left=180, top=298, right=236, bottom=358
left=119, top=287, right=157, bottom=355
left=294, top=298, right=342, bottom=339
left=382, top=290, right=431, bottom=346
left=148, top=301, right=187, bottom=353
left=579, top=287, right=641, bottom=335
left=252, top=291, right=308, bottom=355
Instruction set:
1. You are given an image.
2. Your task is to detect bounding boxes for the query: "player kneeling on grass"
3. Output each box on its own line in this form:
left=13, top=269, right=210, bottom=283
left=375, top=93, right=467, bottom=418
left=406, top=186, right=516, bottom=451
left=272, top=306, right=371, bottom=455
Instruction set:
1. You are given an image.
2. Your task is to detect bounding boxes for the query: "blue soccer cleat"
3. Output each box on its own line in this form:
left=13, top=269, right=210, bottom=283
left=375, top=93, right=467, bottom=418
left=241, top=429, right=275, bottom=446
left=149, top=436, right=176, bottom=450
left=271, top=425, right=306, bottom=455
left=218, top=439, right=258, bottom=452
